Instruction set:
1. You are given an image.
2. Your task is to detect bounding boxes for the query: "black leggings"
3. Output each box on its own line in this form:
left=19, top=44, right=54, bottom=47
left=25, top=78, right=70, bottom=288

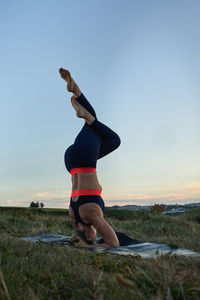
left=64, top=93, right=121, bottom=172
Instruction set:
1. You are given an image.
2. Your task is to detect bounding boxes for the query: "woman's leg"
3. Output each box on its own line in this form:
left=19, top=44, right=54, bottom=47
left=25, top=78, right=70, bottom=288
left=73, top=122, right=102, bottom=166
left=75, top=93, right=121, bottom=159
left=90, top=119, right=121, bottom=159
left=69, top=205, right=79, bottom=230
left=59, top=68, right=121, bottom=159
left=74, top=93, right=97, bottom=119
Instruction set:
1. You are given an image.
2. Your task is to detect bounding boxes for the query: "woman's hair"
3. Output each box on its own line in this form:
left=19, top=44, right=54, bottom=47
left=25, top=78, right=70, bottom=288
left=69, top=229, right=96, bottom=245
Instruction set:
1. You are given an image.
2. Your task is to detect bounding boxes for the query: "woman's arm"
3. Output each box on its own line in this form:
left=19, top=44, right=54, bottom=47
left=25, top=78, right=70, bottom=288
left=78, top=203, right=119, bottom=248
left=76, top=215, right=119, bottom=248
left=69, top=206, right=79, bottom=230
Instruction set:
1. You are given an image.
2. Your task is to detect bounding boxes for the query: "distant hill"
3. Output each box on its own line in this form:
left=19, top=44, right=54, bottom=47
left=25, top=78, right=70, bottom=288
left=105, top=202, right=200, bottom=215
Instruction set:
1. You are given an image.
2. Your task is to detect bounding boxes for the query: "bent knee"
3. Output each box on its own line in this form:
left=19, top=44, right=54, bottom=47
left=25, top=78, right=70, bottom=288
left=115, top=135, right=121, bottom=149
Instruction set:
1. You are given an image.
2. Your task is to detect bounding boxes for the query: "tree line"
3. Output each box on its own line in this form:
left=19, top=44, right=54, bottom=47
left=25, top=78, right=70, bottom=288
left=29, top=202, right=44, bottom=208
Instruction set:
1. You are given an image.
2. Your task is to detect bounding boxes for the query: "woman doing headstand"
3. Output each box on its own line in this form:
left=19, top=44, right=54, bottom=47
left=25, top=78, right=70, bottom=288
left=59, top=68, right=121, bottom=248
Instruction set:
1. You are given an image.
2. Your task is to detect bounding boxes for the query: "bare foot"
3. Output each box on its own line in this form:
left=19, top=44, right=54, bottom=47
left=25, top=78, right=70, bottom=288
left=59, top=68, right=81, bottom=97
left=71, top=96, right=95, bottom=125
left=71, top=95, right=87, bottom=118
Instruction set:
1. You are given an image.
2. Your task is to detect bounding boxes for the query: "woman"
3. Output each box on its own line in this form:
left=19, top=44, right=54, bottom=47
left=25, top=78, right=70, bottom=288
left=59, top=68, right=121, bottom=248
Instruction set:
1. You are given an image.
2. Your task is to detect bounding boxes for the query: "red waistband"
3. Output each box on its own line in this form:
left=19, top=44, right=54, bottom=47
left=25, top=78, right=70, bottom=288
left=71, top=189, right=102, bottom=197
left=69, top=167, right=96, bottom=175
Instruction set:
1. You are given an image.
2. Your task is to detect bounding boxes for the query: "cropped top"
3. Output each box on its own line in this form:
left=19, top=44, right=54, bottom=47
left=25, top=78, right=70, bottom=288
left=69, top=167, right=96, bottom=175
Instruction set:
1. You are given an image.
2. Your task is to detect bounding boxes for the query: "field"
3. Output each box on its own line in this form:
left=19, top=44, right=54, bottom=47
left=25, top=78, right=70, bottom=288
left=0, top=206, right=200, bottom=299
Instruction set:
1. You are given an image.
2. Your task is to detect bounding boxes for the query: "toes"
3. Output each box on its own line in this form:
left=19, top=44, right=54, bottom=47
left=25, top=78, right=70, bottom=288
left=59, top=68, right=71, bottom=81
left=65, top=70, right=71, bottom=81
left=59, top=68, right=65, bottom=75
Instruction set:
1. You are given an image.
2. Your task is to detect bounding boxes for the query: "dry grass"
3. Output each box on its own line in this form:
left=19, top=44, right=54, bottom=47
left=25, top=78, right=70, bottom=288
left=0, top=206, right=200, bottom=299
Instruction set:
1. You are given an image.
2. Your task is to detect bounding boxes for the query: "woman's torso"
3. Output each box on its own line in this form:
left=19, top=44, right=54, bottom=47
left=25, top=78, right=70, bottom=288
left=71, top=172, right=102, bottom=202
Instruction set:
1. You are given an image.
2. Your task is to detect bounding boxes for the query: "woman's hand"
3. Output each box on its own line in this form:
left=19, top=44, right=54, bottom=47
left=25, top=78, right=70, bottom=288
left=74, top=236, right=91, bottom=248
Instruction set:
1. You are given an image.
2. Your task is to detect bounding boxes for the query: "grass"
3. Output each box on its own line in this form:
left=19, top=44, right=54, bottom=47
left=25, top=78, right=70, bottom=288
left=0, top=206, right=200, bottom=299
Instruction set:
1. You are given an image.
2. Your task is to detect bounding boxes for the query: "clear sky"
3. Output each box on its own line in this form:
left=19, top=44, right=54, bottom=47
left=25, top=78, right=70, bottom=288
left=1, top=0, right=200, bottom=208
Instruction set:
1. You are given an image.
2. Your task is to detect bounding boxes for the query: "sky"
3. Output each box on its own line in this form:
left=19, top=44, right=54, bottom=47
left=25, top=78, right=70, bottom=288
left=0, top=0, right=200, bottom=208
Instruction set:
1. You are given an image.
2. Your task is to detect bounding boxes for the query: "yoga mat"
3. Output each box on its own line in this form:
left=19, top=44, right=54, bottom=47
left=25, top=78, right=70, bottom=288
left=20, top=232, right=200, bottom=258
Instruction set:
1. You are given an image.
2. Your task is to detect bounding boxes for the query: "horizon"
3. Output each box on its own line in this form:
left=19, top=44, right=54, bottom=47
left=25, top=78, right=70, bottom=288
left=1, top=0, right=200, bottom=208
left=2, top=201, right=200, bottom=209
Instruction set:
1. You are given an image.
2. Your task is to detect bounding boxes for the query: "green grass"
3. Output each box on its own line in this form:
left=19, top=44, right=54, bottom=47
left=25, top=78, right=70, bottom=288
left=0, top=206, right=200, bottom=299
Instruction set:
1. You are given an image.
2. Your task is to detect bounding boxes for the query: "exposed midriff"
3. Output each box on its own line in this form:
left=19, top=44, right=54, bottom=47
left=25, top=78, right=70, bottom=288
left=71, top=172, right=102, bottom=201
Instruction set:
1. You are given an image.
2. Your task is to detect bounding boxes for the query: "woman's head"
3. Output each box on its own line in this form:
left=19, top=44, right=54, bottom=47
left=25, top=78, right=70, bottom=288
left=79, top=224, right=97, bottom=242
left=84, top=226, right=97, bottom=242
